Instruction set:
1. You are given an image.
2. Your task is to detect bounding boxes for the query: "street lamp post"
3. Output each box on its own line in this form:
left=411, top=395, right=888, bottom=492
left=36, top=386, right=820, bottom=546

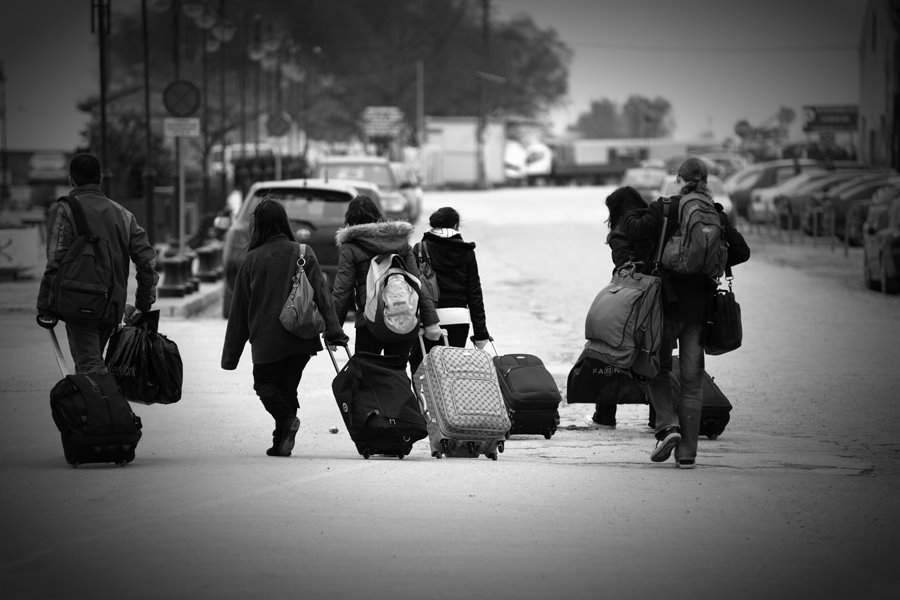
left=92, top=0, right=112, bottom=195
left=0, top=60, right=9, bottom=211
left=141, top=0, right=156, bottom=244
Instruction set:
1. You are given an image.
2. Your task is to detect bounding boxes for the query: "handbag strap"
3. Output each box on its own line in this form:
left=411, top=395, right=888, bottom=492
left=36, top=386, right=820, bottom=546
left=291, top=243, right=307, bottom=285
left=653, top=199, right=670, bottom=272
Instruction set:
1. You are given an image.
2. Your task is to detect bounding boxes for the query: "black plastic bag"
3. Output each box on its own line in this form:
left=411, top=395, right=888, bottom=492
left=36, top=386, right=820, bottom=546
left=105, top=310, right=182, bottom=405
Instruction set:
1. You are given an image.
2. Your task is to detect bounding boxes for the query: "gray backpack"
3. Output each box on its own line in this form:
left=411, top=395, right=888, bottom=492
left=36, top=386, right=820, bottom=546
left=660, top=192, right=728, bottom=279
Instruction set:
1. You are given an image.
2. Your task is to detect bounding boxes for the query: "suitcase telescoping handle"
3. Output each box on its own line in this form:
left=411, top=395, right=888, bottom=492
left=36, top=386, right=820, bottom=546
left=470, top=335, right=498, bottom=355
left=46, top=327, right=71, bottom=377
left=323, top=337, right=352, bottom=375
left=417, top=327, right=449, bottom=357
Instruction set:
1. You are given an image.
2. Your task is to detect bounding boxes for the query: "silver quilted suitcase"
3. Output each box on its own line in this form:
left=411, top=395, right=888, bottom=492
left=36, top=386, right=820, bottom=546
left=414, top=333, right=510, bottom=460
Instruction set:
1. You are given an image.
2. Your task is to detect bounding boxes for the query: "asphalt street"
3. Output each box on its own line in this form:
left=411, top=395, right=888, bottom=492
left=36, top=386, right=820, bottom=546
left=1, top=186, right=898, bottom=600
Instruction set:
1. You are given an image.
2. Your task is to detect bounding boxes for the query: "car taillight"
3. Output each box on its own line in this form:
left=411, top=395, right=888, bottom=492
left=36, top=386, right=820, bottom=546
left=381, top=192, right=407, bottom=212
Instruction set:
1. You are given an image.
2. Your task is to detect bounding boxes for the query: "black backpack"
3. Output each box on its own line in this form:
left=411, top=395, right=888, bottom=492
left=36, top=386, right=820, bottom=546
left=49, top=195, right=115, bottom=323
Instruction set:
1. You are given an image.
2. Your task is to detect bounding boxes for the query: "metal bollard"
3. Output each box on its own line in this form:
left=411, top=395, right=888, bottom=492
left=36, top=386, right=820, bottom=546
left=181, top=249, right=200, bottom=293
left=158, top=255, right=188, bottom=298
left=194, top=245, right=219, bottom=282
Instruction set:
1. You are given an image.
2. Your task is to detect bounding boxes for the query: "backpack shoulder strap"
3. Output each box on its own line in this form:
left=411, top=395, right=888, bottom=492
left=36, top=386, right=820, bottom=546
left=655, top=199, right=671, bottom=266
left=59, top=195, right=91, bottom=238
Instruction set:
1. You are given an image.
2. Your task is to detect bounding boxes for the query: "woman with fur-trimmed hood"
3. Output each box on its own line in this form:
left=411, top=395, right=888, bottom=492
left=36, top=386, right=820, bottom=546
left=331, top=195, right=442, bottom=360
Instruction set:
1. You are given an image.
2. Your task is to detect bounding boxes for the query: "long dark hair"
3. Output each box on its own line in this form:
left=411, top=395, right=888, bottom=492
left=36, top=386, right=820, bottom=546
left=677, top=157, right=711, bottom=196
left=605, top=186, right=645, bottom=237
left=248, top=199, right=295, bottom=251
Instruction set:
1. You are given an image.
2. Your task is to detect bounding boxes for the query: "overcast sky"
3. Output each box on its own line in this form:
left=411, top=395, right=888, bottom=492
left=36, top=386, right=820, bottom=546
left=0, top=0, right=869, bottom=150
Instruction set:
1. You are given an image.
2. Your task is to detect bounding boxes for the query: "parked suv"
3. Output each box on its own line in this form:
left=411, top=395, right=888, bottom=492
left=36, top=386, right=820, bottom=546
left=216, top=178, right=362, bottom=318
left=313, top=155, right=417, bottom=223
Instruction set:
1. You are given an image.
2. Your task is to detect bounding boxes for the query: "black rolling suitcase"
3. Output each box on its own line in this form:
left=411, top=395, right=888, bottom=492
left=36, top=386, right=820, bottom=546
left=326, top=345, right=427, bottom=459
left=47, top=328, right=142, bottom=467
left=491, top=343, right=562, bottom=439
left=653, top=357, right=732, bottom=439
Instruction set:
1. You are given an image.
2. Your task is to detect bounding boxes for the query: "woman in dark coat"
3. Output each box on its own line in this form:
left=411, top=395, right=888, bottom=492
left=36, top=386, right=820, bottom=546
left=408, top=206, right=491, bottom=374
left=221, top=200, right=349, bottom=457
left=331, top=195, right=442, bottom=361
left=582, top=186, right=651, bottom=430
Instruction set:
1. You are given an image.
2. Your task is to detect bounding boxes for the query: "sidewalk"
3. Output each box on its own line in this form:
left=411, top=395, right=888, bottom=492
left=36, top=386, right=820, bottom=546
left=0, top=275, right=223, bottom=319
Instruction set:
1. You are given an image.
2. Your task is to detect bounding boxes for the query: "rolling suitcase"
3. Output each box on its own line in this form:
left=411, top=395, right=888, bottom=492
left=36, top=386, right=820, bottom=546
left=326, top=344, right=427, bottom=459
left=652, top=357, right=732, bottom=439
left=490, top=342, right=561, bottom=439
left=46, top=327, right=142, bottom=467
left=414, top=332, right=510, bottom=460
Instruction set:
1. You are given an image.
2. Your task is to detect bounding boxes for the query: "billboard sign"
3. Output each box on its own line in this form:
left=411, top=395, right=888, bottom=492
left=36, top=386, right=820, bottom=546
left=803, top=105, right=858, bottom=132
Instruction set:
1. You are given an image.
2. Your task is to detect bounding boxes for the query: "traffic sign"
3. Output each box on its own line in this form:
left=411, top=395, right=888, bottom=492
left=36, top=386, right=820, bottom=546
left=163, top=80, right=201, bottom=117
left=362, top=106, right=404, bottom=137
left=734, top=119, right=752, bottom=138
left=164, top=117, right=201, bottom=138
left=266, top=111, right=292, bottom=137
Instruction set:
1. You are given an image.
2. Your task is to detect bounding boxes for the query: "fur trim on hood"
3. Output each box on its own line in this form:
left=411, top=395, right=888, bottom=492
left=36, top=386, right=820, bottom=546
left=335, top=220, right=414, bottom=254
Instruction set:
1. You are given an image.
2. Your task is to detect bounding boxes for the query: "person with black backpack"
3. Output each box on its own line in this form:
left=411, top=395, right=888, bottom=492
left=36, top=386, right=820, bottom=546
left=408, top=206, right=491, bottom=375
left=620, top=158, right=750, bottom=469
left=36, top=153, right=158, bottom=374
left=331, top=195, right=442, bottom=362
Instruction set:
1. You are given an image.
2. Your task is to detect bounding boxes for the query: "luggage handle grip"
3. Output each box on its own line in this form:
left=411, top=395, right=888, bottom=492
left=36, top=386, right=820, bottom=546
left=48, top=328, right=70, bottom=377
left=417, top=327, right=449, bottom=357
left=324, top=336, right=352, bottom=375
left=470, top=335, right=498, bottom=355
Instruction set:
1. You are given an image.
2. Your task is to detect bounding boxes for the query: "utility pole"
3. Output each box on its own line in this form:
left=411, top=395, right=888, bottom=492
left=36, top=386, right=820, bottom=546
left=416, top=60, right=425, bottom=148
left=93, top=0, right=112, bottom=196
left=476, top=0, right=490, bottom=190
left=141, top=0, right=156, bottom=244
left=0, top=59, right=9, bottom=211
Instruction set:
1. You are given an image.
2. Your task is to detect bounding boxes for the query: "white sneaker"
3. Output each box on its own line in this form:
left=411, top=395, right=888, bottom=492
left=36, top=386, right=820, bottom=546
left=582, top=414, right=616, bottom=430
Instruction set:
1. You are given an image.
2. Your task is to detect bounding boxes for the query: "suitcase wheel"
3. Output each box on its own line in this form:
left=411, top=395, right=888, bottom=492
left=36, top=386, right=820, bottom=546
left=706, top=433, right=719, bottom=440
left=431, top=451, right=442, bottom=459
left=504, top=431, right=510, bottom=440
left=362, top=450, right=371, bottom=459
left=396, top=453, right=405, bottom=460
left=498, top=441, right=504, bottom=454
left=487, top=453, right=498, bottom=461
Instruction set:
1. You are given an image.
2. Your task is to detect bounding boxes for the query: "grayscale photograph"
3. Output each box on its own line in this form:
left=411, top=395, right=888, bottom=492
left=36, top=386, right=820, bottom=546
left=0, top=1, right=897, bottom=599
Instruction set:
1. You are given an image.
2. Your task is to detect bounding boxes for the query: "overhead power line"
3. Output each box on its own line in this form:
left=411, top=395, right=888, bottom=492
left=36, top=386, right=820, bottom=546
left=568, top=41, right=856, bottom=54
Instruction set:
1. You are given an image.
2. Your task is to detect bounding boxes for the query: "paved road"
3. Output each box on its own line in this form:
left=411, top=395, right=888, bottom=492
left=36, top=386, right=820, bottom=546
left=1, top=187, right=898, bottom=600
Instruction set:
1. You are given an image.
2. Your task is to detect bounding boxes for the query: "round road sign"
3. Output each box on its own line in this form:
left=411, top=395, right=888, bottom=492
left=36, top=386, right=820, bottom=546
left=266, top=111, right=292, bottom=137
left=734, top=119, right=752, bottom=138
left=163, top=80, right=201, bottom=117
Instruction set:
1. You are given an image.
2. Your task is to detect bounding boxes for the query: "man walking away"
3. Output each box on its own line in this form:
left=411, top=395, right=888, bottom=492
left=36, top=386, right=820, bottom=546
left=36, top=153, right=158, bottom=374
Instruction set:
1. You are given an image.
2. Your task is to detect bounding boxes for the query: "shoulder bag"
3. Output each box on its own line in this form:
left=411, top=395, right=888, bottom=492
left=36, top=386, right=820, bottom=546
left=279, top=244, right=326, bottom=339
left=704, top=266, right=742, bottom=355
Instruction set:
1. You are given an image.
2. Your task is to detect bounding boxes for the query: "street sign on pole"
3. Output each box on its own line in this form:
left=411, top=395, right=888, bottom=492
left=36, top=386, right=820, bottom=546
left=803, top=105, right=858, bottom=132
left=164, top=117, right=201, bottom=138
left=362, top=106, right=404, bottom=137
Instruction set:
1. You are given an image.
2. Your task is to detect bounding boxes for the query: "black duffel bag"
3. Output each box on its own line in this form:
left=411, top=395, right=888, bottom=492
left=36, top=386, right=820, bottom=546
left=566, top=348, right=647, bottom=405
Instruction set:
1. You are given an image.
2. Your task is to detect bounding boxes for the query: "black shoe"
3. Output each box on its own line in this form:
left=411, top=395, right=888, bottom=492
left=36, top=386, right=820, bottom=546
left=651, top=427, right=681, bottom=463
left=277, top=417, right=301, bottom=456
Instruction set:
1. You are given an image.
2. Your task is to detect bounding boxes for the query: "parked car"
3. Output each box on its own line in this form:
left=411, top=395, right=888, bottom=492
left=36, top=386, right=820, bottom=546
left=773, top=169, right=873, bottom=230
left=313, top=155, right=415, bottom=223
left=841, top=177, right=900, bottom=246
left=746, top=169, right=831, bottom=224
left=216, top=178, right=364, bottom=318
left=656, top=173, right=734, bottom=222
left=725, top=158, right=822, bottom=218
left=862, top=192, right=900, bottom=293
left=620, top=165, right=668, bottom=203
left=697, top=151, right=751, bottom=179
left=804, top=172, right=900, bottom=242
left=389, top=161, right=424, bottom=223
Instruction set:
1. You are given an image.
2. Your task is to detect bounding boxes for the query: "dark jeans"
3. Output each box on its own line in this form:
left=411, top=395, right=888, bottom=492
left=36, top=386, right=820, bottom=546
left=253, top=353, right=311, bottom=423
left=65, top=320, right=116, bottom=374
left=354, top=325, right=415, bottom=363
left=408, top=323, right=470, bottom=375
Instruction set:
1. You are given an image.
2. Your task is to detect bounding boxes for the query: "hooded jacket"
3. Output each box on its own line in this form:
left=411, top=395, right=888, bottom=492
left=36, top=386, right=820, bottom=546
left=221, top=235, right=348, bottom=368
left=412, top=230, right=489, bottom=340
left=331, top=220, right=439, bottom=329
left=37, top=184, right=158, bottom=324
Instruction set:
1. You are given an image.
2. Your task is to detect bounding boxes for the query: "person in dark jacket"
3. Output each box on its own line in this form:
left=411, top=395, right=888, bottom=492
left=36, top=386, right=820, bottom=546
left=620, top=158, right=750, bottom=468
left=582, top=186, right=650, bottom=430
left=36, top=152, right=158, bottom=374
left=331, top=195, right=441, bottom=362
left=408, top=206, right=491, bottom=374
left=221, top=199, right=349, bottom=457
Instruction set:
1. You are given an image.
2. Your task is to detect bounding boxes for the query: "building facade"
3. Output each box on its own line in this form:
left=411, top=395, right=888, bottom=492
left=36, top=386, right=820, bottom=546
left=859, top=0, right=900, bottom=170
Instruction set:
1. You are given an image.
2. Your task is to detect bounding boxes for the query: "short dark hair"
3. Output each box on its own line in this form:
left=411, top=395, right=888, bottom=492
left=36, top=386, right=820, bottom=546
left=248, top=199, right=295, bottom=250
left=429, top=206, right=459, bottom=229
left=344, top=195, right=382, bottom=226
left=69, top=153, right=102, bottom=186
